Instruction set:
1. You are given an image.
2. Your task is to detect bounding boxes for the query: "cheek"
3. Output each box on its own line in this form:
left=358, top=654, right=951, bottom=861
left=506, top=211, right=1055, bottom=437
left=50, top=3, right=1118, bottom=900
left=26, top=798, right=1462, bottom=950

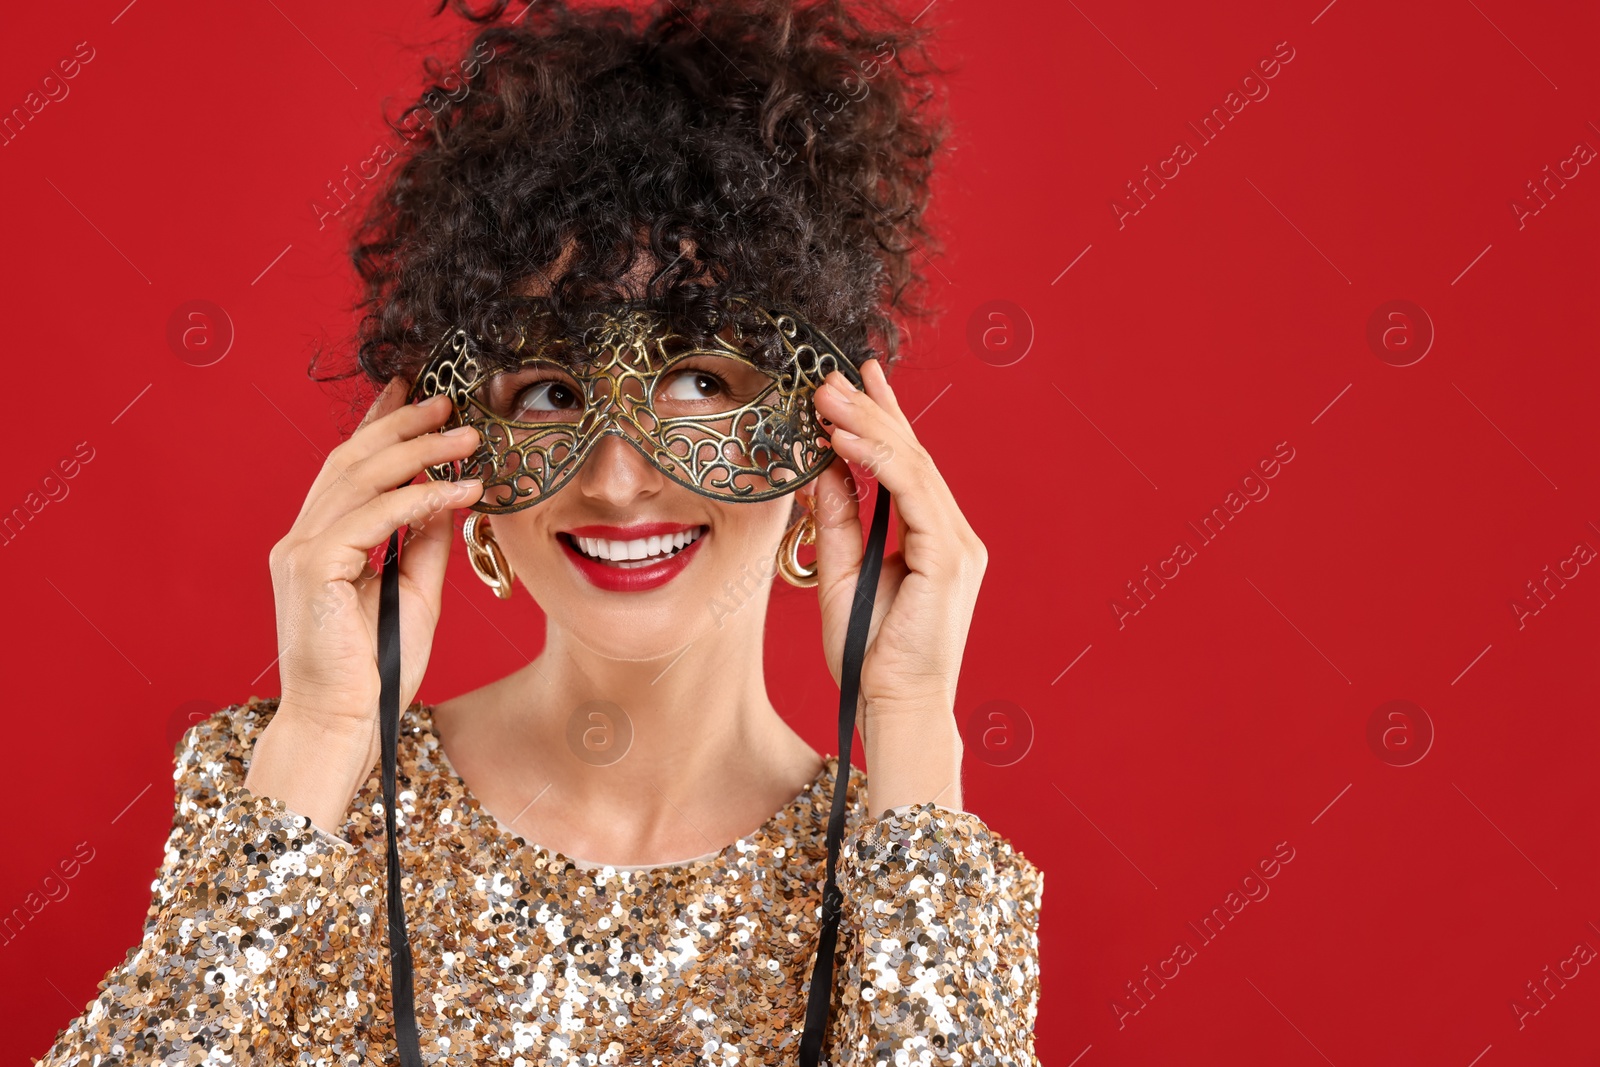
left=486, top=515, right=557, bottom=568
left=718, top=501, right=792, bottom=550
left=692, top=509, right=785, bottom=594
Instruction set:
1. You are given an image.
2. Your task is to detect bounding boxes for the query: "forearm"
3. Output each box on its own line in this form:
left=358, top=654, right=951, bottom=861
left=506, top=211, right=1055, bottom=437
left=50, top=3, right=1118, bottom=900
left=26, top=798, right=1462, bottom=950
left=860, top=703, right=963, bottom=815
left=37, top=787, right=360, bottom=1064
left=829, top=800, right=1044, bottom=1065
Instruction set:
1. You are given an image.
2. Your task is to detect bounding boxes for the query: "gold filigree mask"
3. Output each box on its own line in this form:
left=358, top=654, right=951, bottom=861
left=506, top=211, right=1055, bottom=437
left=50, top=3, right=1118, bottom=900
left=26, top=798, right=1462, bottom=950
left=408, top=297, right=864, bottom=512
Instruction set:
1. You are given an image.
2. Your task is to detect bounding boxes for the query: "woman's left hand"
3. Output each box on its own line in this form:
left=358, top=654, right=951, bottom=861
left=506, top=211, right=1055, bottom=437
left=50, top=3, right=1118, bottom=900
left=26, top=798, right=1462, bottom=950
left=804, top=358, right=986, bottom=817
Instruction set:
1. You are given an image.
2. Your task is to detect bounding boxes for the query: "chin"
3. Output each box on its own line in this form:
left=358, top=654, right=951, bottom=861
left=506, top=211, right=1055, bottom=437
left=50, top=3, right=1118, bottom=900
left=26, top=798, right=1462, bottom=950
left=537, top=563, right=726, bottom=660
left=564, top=605, right=712, bottom=664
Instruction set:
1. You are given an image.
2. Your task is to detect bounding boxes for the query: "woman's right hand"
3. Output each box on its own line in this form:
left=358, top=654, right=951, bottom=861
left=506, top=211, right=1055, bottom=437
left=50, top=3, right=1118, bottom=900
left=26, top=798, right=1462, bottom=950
left=243, top=381, right=484, bottom=833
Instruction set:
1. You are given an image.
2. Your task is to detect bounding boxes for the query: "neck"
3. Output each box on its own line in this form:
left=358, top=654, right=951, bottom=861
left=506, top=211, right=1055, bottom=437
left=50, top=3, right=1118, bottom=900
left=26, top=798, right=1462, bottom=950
left=437, top=603, right=823, bottom=866
left=538, top=609, right=779, bottom=782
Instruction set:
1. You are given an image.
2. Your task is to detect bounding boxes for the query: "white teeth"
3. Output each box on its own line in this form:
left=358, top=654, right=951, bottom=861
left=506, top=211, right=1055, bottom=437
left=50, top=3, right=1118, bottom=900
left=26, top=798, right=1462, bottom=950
left=569, top=526, right=705, bottom=566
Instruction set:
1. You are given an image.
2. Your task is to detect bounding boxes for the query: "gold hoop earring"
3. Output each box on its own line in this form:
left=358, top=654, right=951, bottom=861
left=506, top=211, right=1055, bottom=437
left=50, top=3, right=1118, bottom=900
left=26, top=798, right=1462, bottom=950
left=776, top=511, right=819, bottom=588
left=463, top=513, right=515, bottom=599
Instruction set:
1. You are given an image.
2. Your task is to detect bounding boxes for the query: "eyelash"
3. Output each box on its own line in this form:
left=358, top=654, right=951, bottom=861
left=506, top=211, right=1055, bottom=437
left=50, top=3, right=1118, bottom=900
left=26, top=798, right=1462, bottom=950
left=509, top=365, right=732, bottom=409
left=661, top=368, right=730, bottom=395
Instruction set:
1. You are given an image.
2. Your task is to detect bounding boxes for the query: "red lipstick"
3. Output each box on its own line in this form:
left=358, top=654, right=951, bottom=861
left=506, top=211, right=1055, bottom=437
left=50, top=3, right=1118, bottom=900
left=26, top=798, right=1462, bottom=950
left=558, top=522, right=708, bottom=593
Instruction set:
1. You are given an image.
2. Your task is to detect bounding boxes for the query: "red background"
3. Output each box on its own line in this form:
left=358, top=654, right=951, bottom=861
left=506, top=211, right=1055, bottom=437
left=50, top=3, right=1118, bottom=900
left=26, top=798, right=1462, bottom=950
left=4, top=1, right=1598, bottom=1063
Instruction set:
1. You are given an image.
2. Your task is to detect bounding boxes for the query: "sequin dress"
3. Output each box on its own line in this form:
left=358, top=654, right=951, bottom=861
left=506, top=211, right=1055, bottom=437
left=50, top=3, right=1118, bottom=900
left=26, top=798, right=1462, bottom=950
left=34, top=698, right=1044, bottom=1066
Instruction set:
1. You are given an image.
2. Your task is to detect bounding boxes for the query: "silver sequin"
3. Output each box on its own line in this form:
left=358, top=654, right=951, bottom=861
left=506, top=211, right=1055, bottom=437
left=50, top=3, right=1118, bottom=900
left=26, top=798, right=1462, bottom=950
left=34, top=698, right=1044, bottom=1065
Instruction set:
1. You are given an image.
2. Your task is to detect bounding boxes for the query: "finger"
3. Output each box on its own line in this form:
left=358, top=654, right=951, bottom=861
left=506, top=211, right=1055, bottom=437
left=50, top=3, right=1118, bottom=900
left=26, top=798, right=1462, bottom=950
left=350, top=389, right=452, bottom=457
left=808, top=458, right=863, bottom=681
left=312, top=478, right=484, bottom=579
left=813, top=378, right=960, bottom=538
left=311, top=392, right=453, bottom=489
left=296, top=394, right=457, bottom=524
left=811, top=459, right=905, bottom=688
left=298, top=424, right=483, bottom=539
left=347, top=487, right=462, bottom=608
left=393, top=499, right=459, bottom=626
left=357, top=377, right=407, bottom=431
left=864, top=364, right=914, bottom=554
left=858, top=358, right=908, bottom=425
left=811, top=455, right=864, bottom=598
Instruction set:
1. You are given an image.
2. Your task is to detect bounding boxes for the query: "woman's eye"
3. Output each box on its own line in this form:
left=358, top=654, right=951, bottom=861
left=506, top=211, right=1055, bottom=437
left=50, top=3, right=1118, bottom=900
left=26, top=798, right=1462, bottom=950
left=512, top=380, right=582, bottom=418
left=658, top=370, right=725, bottom=402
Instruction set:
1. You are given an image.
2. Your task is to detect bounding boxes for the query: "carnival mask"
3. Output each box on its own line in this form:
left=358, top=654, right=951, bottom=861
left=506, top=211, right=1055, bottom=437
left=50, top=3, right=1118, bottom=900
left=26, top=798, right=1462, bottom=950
left=406, top=296, right=864, bottom=511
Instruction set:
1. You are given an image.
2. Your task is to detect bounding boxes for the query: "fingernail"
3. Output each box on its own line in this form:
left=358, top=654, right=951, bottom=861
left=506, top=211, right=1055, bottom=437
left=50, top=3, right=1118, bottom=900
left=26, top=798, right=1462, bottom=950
left=444, top=424, right=478, bottom=437
left=836, top=372, right=859, bottom=393
left=831, top=428, right=860, bottom=443
left=454, top=478, right=483, bottom=494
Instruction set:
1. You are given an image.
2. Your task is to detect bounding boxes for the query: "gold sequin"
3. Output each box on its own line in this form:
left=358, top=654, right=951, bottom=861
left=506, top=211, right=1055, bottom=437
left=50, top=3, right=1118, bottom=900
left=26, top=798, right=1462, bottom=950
left=34, top=698, right=1044, bottom=1065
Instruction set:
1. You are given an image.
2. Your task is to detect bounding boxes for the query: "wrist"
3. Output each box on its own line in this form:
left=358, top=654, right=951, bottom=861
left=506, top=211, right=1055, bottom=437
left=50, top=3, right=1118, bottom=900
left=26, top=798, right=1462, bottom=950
left=864, top=687, right=957, bottom=723
left=243, top=704, right=378, bottom=837
left=861, top=709, right=963, bottom=816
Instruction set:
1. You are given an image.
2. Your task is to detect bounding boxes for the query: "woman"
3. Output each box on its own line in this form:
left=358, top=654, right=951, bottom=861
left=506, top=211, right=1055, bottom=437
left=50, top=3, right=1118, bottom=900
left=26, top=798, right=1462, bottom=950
left=36, top=0, right=1042, bottom=1063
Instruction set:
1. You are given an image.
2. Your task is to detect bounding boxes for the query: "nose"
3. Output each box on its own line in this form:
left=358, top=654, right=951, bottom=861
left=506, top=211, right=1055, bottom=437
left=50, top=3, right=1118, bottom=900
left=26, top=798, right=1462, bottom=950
left=573, top=431, right=667, bottom=508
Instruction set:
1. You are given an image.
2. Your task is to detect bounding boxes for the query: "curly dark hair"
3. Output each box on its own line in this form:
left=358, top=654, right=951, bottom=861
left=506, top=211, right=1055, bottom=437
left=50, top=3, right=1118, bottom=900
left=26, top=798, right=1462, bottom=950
left=313, top=0, right=952, bottom=388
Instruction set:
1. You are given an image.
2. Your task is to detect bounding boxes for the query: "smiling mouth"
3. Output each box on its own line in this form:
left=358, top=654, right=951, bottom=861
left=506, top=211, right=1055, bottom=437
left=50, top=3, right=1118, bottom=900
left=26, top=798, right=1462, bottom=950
left=559, top=525, right=708, bottom=569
